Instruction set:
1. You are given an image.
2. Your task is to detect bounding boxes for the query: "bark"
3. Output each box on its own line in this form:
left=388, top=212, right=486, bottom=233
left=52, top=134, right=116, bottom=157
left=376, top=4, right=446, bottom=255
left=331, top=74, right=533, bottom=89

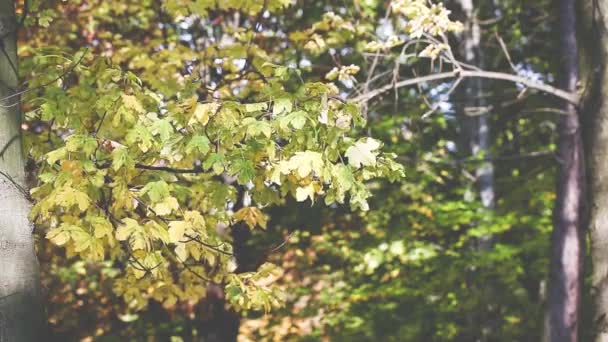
left=544, top=0, right=585, bottom=341
left=0, top=1, right=46, bottom=341
left=456, top=0, right=495, bottom=248
left=578, top=0, right=608, bottom=341
left=455, top=1, right=496, bottom=340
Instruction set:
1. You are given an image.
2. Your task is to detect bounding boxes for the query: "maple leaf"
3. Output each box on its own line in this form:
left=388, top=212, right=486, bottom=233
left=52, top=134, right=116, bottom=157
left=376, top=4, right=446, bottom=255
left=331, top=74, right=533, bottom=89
left=281, top=151, right=324, bottom=178
left=234, top=207, right=268, bottom=230
left=141, top=181, right=170, bottom=203
left=54, top=187, right=91, bottom=212
left=273, top=98, right=293, bottom=115
left=345, top=138, right=382, bottom=168
left=121, top=94, right=146, bottom=114
left=168, top=220, right=189, bottom=243
left=188, top=102, right=220, bottom=126
left=46, top=227, right=70, bottom=246
left=153, top=196, right=179, bottom=216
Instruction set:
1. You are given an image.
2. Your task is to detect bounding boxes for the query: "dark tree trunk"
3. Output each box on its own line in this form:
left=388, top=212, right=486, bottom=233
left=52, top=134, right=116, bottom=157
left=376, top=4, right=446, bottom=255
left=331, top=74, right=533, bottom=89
left=195, top=284, right=240, bottom=342
left=545, top=0, right=585, bottom=340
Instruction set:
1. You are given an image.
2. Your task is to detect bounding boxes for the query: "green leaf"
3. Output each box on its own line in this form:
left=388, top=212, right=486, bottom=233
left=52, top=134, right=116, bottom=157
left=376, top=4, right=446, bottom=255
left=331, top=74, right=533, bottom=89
left=66, top=134, right=98, bottom=155
left=141, top=181, right=170, bottom=203
left=112, top=147, right=134, bottom=171
left=273, top=98, right=292, bottom=115
left=186, top=135, right=211, bottom=155
left=244, top=102, right=268, bottom=113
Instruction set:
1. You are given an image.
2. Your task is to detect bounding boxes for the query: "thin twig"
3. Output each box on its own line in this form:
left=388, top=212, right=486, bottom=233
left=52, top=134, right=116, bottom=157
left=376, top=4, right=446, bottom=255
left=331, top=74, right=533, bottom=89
left=0, top=169, right=31, bottom=200
left=183, top=234, right=233, bottom=256
left=268, top=231, right=295, bottom=254
left=0, top=134, right=19, bottom=159
left=495, top=32, right=518, bottom=73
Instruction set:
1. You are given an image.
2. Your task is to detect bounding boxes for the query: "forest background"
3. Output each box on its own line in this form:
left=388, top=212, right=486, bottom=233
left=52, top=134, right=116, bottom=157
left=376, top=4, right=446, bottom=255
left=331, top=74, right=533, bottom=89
left=0, top=0, right=601, bottom=341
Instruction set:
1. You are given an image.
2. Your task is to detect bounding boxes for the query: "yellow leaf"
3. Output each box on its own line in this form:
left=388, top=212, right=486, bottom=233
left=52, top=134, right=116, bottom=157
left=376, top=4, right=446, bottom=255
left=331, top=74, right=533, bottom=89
left=168, top=221, right=188, bottom=243
left=188, top=102, right=220, bottom=126
left=345, top=138, right=382, bottom=168
left=234, top=207, right=268, bottom=230
left=277, top=151, right=324, bottom=179
left=295, top=182, right=322, bottom=203
left=153, top=196, right=179, bottom=216
left=54, top=187, right=91, bottom=212
left=175, top=242, right=188, bottom=261
left=121, top=94, right=146, bottom=114
left=46, top=228, right=70, bottom=245
left=89, top=216, right=113, bottom=238
left=184, top=210, right=206, bottom=231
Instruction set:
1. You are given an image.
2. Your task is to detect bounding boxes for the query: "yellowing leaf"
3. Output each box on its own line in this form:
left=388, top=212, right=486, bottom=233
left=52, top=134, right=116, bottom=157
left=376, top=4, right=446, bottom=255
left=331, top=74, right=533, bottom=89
left=46, top=227, right=70, bottom=245
left=141, top=180, right=170, bottom=203
left=168, top=220, right=188, bottom=243
left=65, top=134, right=98, bottom=155
left=280, top=151, right=324, bottom=178
left=345, top=138, right=382, bottom=168
left=295, top=182, right=322, bottom=203
left=116, top=218, right=139, bottom=241
left=112, top=147, right=134, bottom=171
left=244, top=102, right=268, bottom=113
left=175, top=242, right=188, bottom=261
left=234, top=207, right=268, bottom=230
left=54, top=187, right=91, bottom=212
left=273, top=98, right=292, bottom=115
left=121, top=94, right=146, bottom=114
left=89, top=216, right=114, bottom=239
left=146, top=221, right=170, bottom=243
left=184, top=210, right=206, bottom=230
left=153, top=196, right=179, bottom=216
left=188, top=102, right=220, bottom=126
left=45, top=147, right=67, bottom=165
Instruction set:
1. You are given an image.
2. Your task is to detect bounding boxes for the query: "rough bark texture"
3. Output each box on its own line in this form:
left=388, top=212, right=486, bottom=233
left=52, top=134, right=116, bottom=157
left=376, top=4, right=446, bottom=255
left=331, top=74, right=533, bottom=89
left=545, top=0, right=585, bottom=341
left=578, top=0, right=608, bottom=341
left=0, top=1, right=45, bottom=341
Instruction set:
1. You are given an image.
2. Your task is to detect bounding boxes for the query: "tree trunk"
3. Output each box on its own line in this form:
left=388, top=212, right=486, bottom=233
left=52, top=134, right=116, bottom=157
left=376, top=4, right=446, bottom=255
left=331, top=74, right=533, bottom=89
left=455, top=1, right=496, bottom=340
left=456, top=0, right=495, bottom=246
left=577, top=0, right=608, bottom=341
left=0, top=1, right=45, bottom=341
left=544, top=0, right=585, bottom=341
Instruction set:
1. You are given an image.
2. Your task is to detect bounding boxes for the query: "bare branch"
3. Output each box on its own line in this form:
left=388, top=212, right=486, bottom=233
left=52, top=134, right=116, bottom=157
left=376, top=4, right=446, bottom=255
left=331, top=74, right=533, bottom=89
left=351, top=69, right=579, bottom=105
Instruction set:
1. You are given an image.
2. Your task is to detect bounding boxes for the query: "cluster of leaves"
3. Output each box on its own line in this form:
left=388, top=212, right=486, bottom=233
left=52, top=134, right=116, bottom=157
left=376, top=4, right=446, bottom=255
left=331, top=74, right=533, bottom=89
left=26, top=54, right=403, bottom=311
left=21, top=0, right=407, bottom=318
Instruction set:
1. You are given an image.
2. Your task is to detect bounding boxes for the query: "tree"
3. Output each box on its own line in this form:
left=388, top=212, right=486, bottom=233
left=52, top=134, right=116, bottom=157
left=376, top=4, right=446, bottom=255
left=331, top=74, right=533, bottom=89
left=15, top=1, right=405, bottom=340
left=545, top=0, right=585, bottom=340
left=578, top=0, right=608, bottom=341
left=0, top=1, right=45, bottom=341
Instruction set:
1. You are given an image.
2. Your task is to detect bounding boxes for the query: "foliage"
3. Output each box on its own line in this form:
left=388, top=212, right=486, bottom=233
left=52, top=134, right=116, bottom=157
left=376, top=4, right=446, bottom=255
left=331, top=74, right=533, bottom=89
left=13, top=0, right=565, bottom=340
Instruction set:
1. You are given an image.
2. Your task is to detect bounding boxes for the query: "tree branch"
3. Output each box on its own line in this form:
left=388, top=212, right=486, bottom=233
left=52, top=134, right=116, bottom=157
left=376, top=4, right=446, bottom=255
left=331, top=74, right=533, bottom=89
left=134, top=163, right=206, bottom=174
left=351, top=69, right=579, bottom=106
